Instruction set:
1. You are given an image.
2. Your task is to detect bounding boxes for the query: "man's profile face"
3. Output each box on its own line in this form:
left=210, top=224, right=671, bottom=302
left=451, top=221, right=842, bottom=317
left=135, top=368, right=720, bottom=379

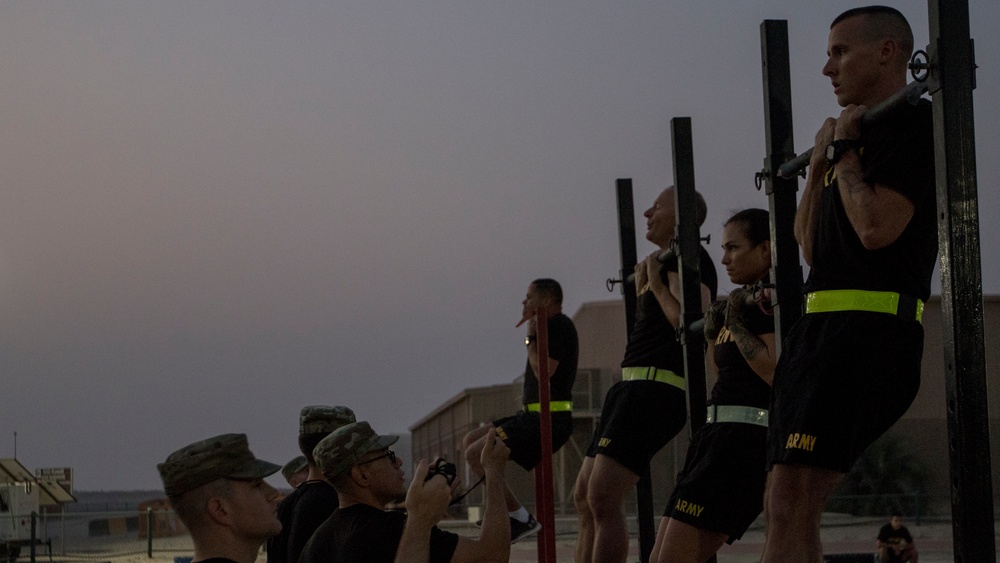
left=357, top=448, right=407, bottom=502
left=643, top=188, right=676, bottom=248
left=891, top=515, right=903, bottom=529
left=522, top=284, right=547, bottom=317
left=225, top=478, right=283, bottom=541
left=822, top=15, right=883, bottom=107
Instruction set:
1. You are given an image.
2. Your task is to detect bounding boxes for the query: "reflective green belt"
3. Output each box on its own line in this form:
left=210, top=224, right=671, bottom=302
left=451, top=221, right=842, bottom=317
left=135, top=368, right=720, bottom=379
left=805, top=289, right=924, bottom=323
left=706, top=405, right=769, bottom=427
left=621, top=367, right=686, bottom=391
left=523, top=401, right=572, bottom=413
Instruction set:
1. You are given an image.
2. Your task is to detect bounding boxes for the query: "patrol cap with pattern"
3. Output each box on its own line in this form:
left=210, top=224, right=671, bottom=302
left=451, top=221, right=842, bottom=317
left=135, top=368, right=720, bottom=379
left=314, top=421, right=399, bottom=481
left=299, top=405, right=356, bottom=435
left=158, top=433, right=281, bottom=498
left=281, top=455, right=309, bottom=481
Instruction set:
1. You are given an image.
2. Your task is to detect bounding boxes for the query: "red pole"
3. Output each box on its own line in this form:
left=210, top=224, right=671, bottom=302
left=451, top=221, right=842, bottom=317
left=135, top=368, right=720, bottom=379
left=534, top=308, right=556, bottom=563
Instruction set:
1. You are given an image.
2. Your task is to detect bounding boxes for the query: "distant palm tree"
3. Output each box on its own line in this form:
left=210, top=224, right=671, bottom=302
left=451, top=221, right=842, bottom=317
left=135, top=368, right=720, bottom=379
left=827, top=432, right=930, bottom=516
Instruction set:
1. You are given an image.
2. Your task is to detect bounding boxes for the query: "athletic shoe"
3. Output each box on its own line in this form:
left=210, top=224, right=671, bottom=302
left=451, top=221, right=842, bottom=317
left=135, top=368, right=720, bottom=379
left=509, top=514, right=542, bottom=544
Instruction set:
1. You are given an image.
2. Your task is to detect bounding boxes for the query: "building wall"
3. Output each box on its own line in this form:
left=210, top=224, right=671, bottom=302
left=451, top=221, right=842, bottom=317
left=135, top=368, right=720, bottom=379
left=410, top=296, right=1000, bottom=516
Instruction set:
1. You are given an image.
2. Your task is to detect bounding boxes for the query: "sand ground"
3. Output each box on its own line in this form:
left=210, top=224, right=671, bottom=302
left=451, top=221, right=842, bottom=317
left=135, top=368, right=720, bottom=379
left=84, top=513, right=992, bottom=563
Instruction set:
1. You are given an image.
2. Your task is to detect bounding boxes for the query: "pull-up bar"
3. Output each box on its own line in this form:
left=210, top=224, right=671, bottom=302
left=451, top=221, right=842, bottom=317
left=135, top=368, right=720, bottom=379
left=776, top=79, right=928, bottom=179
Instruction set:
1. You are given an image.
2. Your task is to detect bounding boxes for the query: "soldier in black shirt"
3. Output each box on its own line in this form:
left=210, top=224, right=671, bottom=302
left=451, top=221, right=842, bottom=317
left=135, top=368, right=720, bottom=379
left=462, top=278, right=579, bottom=543
left=761, top=7, right=937, bottom=562
left=652, top=209, right=775, bottom=562
left=267, top=406, right=355, bottom=563
left=573, top=187, right=717, bottom=563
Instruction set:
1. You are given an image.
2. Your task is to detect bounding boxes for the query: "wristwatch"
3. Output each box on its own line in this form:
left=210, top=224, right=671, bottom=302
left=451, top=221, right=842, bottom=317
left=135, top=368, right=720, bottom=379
left=825, top=138, right=862, bottom=165
left=525, top=335, right=537, bottom=346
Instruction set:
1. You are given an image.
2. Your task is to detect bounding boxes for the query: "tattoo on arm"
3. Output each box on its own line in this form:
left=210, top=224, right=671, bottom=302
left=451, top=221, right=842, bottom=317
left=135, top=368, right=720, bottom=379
left=728, top=322, right=765, bottom=361
left=837, top=166, right=876, bottom=206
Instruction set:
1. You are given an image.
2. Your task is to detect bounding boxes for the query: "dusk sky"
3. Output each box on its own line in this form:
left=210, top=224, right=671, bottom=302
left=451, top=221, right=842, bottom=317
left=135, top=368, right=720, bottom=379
left=1, top=1, right=997, bottom=491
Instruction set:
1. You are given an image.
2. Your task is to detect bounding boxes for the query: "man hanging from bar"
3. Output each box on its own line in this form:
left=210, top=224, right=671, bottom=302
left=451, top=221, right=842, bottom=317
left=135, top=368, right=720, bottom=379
left=651, top=209, right=776, bottom=563
left=761, top=7, right=937, bottom=562
left=573, top=187, right=717, bottom=563
left=462, top=278, right=579, bottom=544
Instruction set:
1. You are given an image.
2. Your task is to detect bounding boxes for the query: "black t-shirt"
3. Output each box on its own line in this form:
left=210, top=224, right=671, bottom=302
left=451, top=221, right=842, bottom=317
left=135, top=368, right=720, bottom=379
left=710, top=294, right=774, bottom=409
left=622, top=246, right=719, bottom=371
left=267, top=480, right=339, bottom=563
left=522, top=313, right=579, bottom=404
left=877, top=523, right=913, bottom=545
left=298, top=504, right=459, bottom=563
left=804, top=99, right=936, bottom=301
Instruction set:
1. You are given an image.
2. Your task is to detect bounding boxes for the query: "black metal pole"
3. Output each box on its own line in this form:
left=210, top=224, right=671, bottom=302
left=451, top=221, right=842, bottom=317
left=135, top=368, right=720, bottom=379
left=669, top=117, right=714, bottom=563
left=670, top=117, right=709, bottom=434
left=926, top=1, right=995, bottom=561
left=616, top=179, right=639, bottom=341
left=759, top=20, right=804, bottom=349
left=615, top=179, right=655, bottom=563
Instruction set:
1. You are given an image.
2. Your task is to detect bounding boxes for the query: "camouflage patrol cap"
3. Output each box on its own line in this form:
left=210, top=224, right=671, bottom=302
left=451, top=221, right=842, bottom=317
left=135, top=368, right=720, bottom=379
left=299, top=405, right=356, bottom=435
left=281, top=455, right=309, bottom=481
left=157, top=433, right=281, bottom=498
left=313, top=421, right=399, bottom=481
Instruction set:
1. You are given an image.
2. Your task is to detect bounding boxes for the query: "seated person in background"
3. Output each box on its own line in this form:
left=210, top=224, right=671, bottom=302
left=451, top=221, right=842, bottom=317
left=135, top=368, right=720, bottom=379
left=877, top=514, right=919, bottom=563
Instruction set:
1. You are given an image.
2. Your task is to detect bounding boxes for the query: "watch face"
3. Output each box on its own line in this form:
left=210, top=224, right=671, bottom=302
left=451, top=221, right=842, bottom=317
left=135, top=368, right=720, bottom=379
left=825, top=143, right=837, bottom=162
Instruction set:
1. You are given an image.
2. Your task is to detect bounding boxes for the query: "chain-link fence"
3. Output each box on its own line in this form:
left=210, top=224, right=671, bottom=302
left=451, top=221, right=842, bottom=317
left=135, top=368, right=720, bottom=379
left=3, top=509, right=197, bottom=563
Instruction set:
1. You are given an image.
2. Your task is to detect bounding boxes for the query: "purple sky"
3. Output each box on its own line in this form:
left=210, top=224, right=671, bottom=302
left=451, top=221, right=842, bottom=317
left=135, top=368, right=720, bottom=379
left=1, top=1, right=997, bottom=490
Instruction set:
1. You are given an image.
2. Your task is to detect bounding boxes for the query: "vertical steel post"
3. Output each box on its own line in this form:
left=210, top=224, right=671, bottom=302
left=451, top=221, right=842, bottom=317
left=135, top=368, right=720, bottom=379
left=670, top=117, right=709, bottom=434
left=615, top=180, right=639, bottom=340
left=670, top=118, right=715, bottom=563
left=926, top=1, right=995, bottom=561
left=534, top=310, right=556, bottom=563
left=759, top=20, right=803, bottom=348
left=616, top=179, right=654, bottom=563
left=147, top=507, right=153, bottom=558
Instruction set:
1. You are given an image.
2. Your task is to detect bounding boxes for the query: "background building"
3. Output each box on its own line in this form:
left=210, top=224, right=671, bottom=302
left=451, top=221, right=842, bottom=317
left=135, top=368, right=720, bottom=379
left=410, top=296, right=1000, bottom=516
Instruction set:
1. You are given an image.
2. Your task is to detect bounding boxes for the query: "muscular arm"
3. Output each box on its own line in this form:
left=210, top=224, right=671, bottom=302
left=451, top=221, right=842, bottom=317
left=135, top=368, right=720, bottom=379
left=796, top=159, right=826, bottom=266
left=451, top=432, right=510, bottom=563
left=726, top=326, right=777, bottom=385
left=833, top=149, right=914, bottom=249
left=795, top=118, right=836, bottom=266
left=646, top=253, right=711, bottom=329
left=527, top=338, right=559, bottom=380
left=833, top=104, right=915, bottom=250
left=394, top=460, right=451, bottom=563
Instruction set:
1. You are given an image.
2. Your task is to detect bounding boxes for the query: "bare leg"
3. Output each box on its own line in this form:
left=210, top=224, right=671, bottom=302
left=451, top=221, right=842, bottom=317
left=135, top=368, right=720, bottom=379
left=574, top=456, right=596, bottom=563
left=649, top=517, right=670, bottom=563
left=760, top=464, right=842, bottom=563
left=655, top=517, right=728, bottom=563
left=587, top=454, right=640, bottom=563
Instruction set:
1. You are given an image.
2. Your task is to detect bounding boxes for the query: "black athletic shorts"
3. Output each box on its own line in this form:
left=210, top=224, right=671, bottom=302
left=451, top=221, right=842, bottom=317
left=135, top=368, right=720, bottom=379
left=767, top=311, right=923, bottom=473
left=493, top=411, right=573, bottom=470
left=666, top=420, right=767, bottom=543
left=585, top=379, right=687, bottom=476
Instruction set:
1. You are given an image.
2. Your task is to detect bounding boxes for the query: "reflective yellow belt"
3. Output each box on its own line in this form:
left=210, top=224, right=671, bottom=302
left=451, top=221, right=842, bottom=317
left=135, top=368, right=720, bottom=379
left=621, top=366, right=686, bottom=391
left=706, top=405, right=768, bottom=427
left=523, top=401, right=572, bottom=413
left=805, top=289, right=924, bottom=323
